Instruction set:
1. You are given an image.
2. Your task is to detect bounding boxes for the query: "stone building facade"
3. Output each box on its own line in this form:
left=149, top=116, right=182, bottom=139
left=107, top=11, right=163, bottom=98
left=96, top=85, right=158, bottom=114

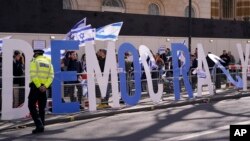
left=63, top=0, right=250, bottom=21
left=63, top=0, right=211, bottom=18
left=211, top=0, right=250, bottom=20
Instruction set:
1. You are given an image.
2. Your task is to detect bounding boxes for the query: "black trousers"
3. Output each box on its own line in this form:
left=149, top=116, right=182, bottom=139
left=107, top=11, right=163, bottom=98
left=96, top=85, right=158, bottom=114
left=28, top=83, right=47, bottom=128
left=65, top=84, right=83, bottom=104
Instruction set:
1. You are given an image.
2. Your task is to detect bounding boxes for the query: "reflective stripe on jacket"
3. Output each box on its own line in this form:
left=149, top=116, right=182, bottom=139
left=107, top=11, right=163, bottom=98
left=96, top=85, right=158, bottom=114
left=30, top=55, right=54, bottom=88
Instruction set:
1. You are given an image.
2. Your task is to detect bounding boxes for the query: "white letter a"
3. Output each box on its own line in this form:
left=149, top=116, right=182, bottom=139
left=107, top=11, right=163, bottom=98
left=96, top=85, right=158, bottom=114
left=234, top=129, right=241, bottom=136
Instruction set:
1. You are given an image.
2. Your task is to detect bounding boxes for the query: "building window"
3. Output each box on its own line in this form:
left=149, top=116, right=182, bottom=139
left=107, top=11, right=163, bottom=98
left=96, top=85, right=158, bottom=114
left=148, top=3, right=160, bottom=15
left=63, top=0, right=72, bottom=9
left=102, top=0, right=125, bottom=13
left=102, top=0, right=124, bottom=8
left=185, top=6, right=195, bottom=17
left=221, top=0, right=234, bottom=19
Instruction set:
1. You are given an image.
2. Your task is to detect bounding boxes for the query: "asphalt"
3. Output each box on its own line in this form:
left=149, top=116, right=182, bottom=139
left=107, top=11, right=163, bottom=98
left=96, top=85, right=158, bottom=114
left=1, top=88, right=250, bottom=132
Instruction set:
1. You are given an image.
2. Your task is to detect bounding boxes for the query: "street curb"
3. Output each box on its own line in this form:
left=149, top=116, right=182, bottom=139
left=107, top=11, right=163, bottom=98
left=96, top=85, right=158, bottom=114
left=2, top=92, right=250, bottom=132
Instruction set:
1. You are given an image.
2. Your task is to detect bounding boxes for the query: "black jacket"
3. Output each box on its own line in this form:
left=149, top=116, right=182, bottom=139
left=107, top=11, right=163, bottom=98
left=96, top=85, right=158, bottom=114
left=13, top=60, right=24, bottom=86
left=67, top=59, right=83, bottom=83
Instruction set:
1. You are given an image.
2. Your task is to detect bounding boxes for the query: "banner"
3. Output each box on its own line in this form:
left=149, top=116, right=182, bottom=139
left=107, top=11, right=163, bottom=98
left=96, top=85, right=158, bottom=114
left=1, top=39, right=249, bottom=119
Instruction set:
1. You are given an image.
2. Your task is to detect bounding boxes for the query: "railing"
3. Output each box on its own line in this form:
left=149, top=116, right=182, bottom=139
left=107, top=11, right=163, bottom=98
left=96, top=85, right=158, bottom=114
left=0, top=64, right=250, bottom=113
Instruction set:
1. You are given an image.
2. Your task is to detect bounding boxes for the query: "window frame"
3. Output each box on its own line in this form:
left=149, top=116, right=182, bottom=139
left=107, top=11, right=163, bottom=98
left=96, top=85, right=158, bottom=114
left=148, top=3, right=160, bottom=15
left=184, top=5, right=196, bottom=18
left=102, top=0, right=125, bottom=13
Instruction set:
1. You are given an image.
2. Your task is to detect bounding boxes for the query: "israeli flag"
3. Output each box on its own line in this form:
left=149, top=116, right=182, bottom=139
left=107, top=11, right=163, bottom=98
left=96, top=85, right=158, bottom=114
left=72, top=17, right=86, bottom=29
left=158, top=45, right=166, bottom=55
left=95, top=22, right=123, bottom=41
left=65, top=18, right=87, bottom=40
left=0, top=36, right=12, bottom=53
left=43, top=47, right=65, bottom=59
left=70, top=24, right=95, bottom=46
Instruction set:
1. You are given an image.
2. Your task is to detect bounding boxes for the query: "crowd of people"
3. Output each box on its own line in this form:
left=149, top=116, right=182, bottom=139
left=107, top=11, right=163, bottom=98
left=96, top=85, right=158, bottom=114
left=0, top=50, right=25, bottom=110
left=0, top=46, right=244, bottom=134
left=0, top=47, right=240, bottom=113
left=60, top=49, right=111, bottom=109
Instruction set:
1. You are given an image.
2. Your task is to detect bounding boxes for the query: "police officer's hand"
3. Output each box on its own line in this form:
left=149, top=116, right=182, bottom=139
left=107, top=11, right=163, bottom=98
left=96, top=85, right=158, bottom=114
left=39, top=85, right=47, bottom=92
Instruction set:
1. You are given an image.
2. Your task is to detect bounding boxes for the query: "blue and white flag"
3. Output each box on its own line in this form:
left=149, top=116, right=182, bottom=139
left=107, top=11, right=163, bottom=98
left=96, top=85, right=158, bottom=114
left=65, top=18, right=87, bottom=40
left=158, top=45, right=166, bottom=55
left=0, top=36, right=12, bottom=53
left=70, top=24, right=95, bottom=46
left=72, top=17, right=86, bottom=29
left=43, top=47, right=65, bottom=59
left=208, top=53, right=243, bottom=88
left=95, top=22, right=123, bottom=41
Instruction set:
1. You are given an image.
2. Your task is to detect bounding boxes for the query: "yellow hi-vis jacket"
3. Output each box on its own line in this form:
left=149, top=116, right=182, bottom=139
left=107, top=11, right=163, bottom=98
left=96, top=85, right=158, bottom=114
left=29, top=55, right=54, bottom=88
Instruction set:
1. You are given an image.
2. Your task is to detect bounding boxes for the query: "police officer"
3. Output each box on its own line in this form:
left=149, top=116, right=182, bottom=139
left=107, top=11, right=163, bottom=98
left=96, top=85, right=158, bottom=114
left=28, top=46, right=54, bottom=134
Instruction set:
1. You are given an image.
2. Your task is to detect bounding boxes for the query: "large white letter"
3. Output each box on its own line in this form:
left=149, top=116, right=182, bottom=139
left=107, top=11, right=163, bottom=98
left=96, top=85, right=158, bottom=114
left=197, top=44, right=214, bottom=96
left=237, top=43, right=250, bottom=91
left=85, top=41, right=119, bottom=111
left=139, top=45, right=163, bottom=103
left=1, top=39, right=33, bottom=120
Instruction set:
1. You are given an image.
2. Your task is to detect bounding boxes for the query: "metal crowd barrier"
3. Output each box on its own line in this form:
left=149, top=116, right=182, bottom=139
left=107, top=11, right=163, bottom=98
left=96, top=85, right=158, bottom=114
left=0, top=64, right=250, bottom=113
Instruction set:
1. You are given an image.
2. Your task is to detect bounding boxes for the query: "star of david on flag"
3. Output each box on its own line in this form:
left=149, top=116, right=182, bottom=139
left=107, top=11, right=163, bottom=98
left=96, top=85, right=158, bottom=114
left=70, top=25, right=95, bottom=46
left=65, top=18, right=87, bottom=40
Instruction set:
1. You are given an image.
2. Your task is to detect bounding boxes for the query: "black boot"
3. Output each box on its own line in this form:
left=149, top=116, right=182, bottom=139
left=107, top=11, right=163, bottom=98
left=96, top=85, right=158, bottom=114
left=32, top=127, right=44, bottom=134
left=32, top=118, right=44, bottom=134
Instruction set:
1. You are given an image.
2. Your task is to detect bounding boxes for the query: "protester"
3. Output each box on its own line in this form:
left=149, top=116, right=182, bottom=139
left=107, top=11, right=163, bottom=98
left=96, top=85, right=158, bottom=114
left=155, top=53, right=165, bottom=76
left=61, top=51, right=72, bottom=71
left=80, top=53, right=88, bottom=106
left=60, top=51, right=72, bottom=103
left=66, top=51, right=84, bottom=109
left=13, top=50, right=25, bottom=108
left=206, top=52, right=215, bottom=70
left=96, top=49, right=111, bottom=109
left=220, top=50, right=231, bottom=67
left=166, top=48, right=171, bottom=57
left=194, top=48, right=198, bottom=58
left=228, top=51, right=235, bottom=65
left=219, top=50, right=231, bottom=87
left=80, top=53, right=87, bottom=72
left=190, top=54, right=198, bottom=90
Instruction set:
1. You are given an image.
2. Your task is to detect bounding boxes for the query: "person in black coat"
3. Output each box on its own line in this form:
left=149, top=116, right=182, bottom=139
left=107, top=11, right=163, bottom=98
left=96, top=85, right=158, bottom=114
left=13, top=50, right=25, bottom=107
left=207, top=52, right=221, bottom=89
left=96, top=49, right=111, bottom=108
left=206, top=52, right=215, bottom=70
left=220, top=50, right=231, bottom=68
left=66, top=51, right=83, bottom=109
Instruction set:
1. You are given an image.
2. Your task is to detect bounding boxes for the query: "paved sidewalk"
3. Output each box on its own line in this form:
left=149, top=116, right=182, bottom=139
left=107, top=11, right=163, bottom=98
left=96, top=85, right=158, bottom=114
left=1, top=88, right=250, bottom=132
